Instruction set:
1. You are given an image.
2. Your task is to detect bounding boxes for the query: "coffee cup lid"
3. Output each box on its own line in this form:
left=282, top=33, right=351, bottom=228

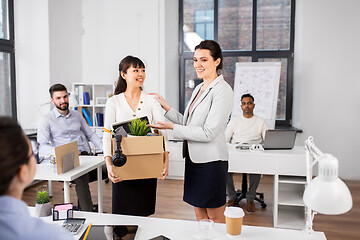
left=224, top=207, right=245, bottom=218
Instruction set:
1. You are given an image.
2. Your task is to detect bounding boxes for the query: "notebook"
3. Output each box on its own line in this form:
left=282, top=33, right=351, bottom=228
left=262, top=129, right=297, bottom=150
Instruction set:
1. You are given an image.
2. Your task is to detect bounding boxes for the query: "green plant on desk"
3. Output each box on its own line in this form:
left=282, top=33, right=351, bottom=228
left=36, top=190, right=50, bottom=204
left=35, top=190, right=52, bottom=217
left=128, top=118, right=150, bottom=136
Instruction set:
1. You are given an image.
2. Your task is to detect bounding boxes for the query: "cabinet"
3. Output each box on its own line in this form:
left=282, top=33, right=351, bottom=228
left=168, top=141, right=185, bottom=180
left=72, top=83, right=113, bottom=131
left=274, top=175, right=307, bottom=229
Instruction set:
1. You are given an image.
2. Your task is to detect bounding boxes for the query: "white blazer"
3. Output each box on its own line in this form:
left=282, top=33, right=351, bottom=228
left=165, top=75, right=234, bottom=163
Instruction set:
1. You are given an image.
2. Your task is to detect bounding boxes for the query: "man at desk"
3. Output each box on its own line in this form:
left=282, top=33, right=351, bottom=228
left=37, top=83, right=104, bottom=212
left=225, top=93, right=269, bottom=212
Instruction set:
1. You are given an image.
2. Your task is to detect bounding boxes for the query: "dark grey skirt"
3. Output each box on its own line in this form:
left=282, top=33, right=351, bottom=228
left=183, top=148, right=228, bottom=208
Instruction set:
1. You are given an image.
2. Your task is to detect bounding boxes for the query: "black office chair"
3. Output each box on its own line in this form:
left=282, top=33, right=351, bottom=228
left=234, top=173, right=267, bottom=208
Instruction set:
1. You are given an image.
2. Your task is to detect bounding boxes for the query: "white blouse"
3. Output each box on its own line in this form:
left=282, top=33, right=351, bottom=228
left=103, top=91, right=168, bottom=157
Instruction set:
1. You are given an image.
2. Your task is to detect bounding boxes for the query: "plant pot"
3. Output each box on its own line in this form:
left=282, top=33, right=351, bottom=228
left=127, top=134, right=142, bottom=137
left=35, top=202, right=52, bottom=217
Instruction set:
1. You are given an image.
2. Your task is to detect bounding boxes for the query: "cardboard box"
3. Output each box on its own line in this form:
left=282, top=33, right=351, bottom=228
left=111, top=136, right=164, bottom=180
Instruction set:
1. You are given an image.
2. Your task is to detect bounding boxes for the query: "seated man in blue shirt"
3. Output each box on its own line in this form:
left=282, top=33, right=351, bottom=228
left=0, top=116, right=73, bottom=240
left=37, top=83, right=105, bottom=212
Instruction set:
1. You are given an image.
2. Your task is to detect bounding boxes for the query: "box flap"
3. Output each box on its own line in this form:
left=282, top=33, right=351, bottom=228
left=122, top=136, right=164, bottom=156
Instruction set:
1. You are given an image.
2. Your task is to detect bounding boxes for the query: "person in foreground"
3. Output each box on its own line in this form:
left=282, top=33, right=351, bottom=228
left=103, top=55, right=169, bottom=220
left=150, top=40, right=234, bottom=223
left=37, top=83, right=106, bottom=212
left=225, top=93, right=269, bottom=212
left=0, top=116, right=73, bottom=240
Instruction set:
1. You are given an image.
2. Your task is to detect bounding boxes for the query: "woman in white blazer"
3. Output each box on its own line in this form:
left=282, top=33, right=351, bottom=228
left=150, top=40, right=234, bottom=223
left=103, top=56, right=169, bottom=222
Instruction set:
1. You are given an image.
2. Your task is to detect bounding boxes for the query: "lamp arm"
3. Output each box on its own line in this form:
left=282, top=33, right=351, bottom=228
left=305, top=136, right=323, bottom=159
left=304, top=211, right=317, bottom=234
left=304, top=136, right=323, bottom=234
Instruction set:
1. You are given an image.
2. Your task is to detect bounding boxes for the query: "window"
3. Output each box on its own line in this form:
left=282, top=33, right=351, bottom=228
left=180, top=0, right=295, bottom=126
left=0, top=0, right=16, bottom=117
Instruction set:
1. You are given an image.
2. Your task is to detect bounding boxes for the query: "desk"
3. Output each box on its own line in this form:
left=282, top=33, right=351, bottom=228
left=28, top=208, right=326, bottom=240
left=34, top=156, right=105, bottom=212
left=227, top=145, right=306, bottom=175
left=168, top=142, right=307, bottom=229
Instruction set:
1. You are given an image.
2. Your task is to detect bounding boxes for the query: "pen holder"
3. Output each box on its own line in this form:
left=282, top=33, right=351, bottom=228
left=53, top=203, right=74, bottom=221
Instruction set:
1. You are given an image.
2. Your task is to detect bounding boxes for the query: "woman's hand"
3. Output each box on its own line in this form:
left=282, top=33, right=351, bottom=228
left=105, top=156, right=122, bottom=183
left=148, top=121, right=174, bottom=130
left=150, top=93, right=172, bottom=112
left=158, top=151, right=169, bottom=180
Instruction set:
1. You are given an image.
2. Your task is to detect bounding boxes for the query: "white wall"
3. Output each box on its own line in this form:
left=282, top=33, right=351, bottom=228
left=15, top=0, right=179, bottom=128
left=49, top=0, right=82, bottom=88
left=293, top=0, right=360, bottom=180
left=15, top=0, right=51, bottom=129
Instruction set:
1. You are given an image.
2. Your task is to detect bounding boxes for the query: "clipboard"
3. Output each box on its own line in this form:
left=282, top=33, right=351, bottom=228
left=54, top=141, right=79, bottom=174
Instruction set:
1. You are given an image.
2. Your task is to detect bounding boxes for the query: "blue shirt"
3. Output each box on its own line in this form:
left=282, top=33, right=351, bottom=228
left=37, top=108, right=103, bottom=157
left=0, top=196, right=73, bottom=240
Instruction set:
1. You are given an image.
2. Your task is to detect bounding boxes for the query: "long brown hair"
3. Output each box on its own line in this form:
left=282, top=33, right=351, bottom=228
left=114, top=56, right=146, bottom=95
left=0, top=116, right=30, bottom=195
left=195, top=40, right=223, bottom=71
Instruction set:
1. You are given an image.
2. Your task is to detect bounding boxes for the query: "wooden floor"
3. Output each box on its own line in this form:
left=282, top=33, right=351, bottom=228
left=23, top=174, right=360, bottom=240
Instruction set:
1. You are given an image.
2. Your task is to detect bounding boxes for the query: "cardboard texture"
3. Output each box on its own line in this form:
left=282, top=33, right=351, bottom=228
left=55, top=141, right=79, bottom=174
left=111, top=136, right=164, bottom=180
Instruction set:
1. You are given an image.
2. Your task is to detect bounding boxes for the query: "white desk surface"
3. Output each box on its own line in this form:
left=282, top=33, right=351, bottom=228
left=227, top=145, right=306, bottom=176
left=34, top=156, right=105, bottom=212
left=28, top=208, right=326, bottom=240
left=34, top=156, right=104, bottom=181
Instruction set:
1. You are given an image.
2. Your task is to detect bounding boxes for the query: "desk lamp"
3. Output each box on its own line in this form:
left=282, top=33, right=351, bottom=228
left=303, top=136, right=352, bottom=234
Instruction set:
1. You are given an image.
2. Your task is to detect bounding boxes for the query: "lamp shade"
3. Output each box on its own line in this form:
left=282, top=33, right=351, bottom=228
left=303, top=154, right=352, bottom=215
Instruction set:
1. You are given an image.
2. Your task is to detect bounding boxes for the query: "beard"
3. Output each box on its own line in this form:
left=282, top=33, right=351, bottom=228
left=55, top=102, right=69, bottom=111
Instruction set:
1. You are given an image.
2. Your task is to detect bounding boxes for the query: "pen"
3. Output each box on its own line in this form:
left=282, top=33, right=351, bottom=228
left=102, top=127, right=112, bottom=134
left=83, top=223, right=92, bottom=240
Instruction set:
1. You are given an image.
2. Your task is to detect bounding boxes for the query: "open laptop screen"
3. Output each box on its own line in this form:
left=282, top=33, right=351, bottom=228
left=263, top=130, right=297, bottom=150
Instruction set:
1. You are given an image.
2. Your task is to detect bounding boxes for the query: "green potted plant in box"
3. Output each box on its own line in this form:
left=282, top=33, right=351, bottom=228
left=128, top=118, right=151, bottom=136
left=35, top=190, right=52, bottom=217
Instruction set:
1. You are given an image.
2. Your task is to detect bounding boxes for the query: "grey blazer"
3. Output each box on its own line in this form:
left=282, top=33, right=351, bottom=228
left=165, top=75, right=234, bottom=163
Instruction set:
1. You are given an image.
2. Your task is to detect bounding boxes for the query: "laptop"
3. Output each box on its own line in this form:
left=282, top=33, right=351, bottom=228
left=262, top=129, right=297, bottom=150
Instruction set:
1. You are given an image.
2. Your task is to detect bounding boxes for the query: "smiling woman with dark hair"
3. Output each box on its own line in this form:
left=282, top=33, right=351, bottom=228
left=0, top=116, right=72, bottom=240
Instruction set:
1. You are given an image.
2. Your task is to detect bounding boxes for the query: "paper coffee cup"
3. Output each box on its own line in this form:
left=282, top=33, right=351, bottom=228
left=224, top=207, right=245, bottom=236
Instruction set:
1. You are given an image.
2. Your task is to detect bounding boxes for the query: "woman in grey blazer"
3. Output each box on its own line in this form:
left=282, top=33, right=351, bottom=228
left=150, top=40, right=233, bottom=223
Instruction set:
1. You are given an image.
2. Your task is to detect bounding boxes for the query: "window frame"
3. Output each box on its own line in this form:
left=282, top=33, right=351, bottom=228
left=179, top=0, right=295, bottom=127
left=0, top=0, right=16, bottom=118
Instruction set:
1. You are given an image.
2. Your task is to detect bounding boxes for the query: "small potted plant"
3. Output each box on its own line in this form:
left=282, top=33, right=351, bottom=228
left=128, top=118, right=151, bottom=136
left=35, top=190, right=52, bottom=217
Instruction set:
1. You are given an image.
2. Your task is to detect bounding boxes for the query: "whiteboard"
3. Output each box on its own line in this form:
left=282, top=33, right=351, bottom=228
left=232, top=62, right=281, bottom=129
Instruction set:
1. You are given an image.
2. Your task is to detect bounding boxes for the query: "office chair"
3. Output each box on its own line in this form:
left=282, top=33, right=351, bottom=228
left=234, top=173, right=267, bottom=208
